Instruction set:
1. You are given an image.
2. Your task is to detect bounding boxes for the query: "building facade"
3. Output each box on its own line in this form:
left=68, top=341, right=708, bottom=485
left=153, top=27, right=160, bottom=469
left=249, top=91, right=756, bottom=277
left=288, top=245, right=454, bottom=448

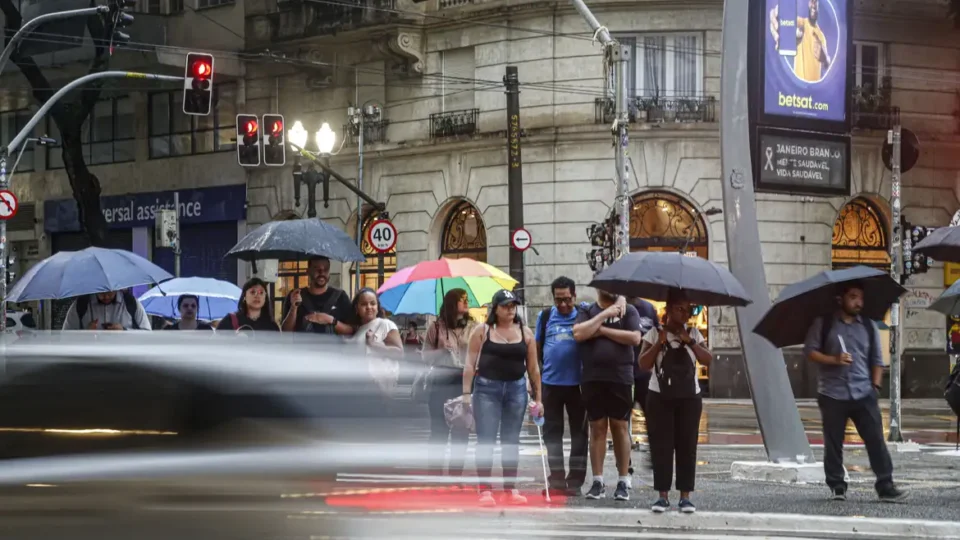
left=2, top=0, right=957, bottom=396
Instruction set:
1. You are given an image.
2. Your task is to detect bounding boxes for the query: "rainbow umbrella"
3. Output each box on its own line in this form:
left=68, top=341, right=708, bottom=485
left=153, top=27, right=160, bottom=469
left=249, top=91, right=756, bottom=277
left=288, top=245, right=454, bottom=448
left=377, top=258, right=517, bottom=315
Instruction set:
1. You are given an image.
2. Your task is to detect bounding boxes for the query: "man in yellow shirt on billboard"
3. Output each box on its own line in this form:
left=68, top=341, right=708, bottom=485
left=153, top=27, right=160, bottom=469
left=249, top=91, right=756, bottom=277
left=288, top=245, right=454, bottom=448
left=770, top=0, right=832, bottom=83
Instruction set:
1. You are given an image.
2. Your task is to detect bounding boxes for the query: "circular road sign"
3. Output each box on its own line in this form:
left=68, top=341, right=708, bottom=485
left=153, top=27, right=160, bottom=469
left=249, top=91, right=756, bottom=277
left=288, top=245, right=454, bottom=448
left=367, top=219, right=398, bottom=253
left=511, top=228, right=532, bottom=252
left=0, top=190, right=18, bottom=221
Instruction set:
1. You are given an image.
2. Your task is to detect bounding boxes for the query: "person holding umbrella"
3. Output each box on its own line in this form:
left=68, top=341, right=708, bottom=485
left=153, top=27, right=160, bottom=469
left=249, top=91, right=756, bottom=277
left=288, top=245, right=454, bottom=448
left=280, top=256, right=355, bottom=336
left=638, top=290, right=711, bottom=513
left=217, top=278, right=281, bottom=332
left=165, top=295, right=214, bottom=331
left=62, top=289, right=152, bottom=331
left=753, top=266, right=909, bottom=503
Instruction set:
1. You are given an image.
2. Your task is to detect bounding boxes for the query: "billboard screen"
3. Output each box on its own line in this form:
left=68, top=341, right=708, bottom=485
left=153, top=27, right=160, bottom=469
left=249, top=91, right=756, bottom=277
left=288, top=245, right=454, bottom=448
left=762, top=0, right=850, bottom=128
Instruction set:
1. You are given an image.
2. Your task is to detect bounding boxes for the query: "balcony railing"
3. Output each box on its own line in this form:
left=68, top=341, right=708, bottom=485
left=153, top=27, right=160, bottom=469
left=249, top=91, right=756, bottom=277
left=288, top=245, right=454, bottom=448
left=852, top=105, right=899, bottom=131
left=439, top=0, right=474, bottom=6
left=429, top=108, right=479, bottom=139
left=257, top=0, right=402, bottom=41
left=343, top=119, right=390, bottom=145
left=595, top=96, right=717, bottom=125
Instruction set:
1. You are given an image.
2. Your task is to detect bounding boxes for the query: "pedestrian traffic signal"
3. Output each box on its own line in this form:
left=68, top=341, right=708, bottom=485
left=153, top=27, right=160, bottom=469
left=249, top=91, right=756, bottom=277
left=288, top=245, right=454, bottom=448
left=237, top=115, right=260, bottom=167
left=107, top=0, right=135, bottom=45
left=183, top=53, right=215, bottom=116
left=262, top=114, right=285, bottom=167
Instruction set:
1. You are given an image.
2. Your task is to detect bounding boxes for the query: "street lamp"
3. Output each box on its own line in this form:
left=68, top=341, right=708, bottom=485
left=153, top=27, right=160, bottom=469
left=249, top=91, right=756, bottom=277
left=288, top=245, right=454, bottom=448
left=289, top=121, right=335, bottom=219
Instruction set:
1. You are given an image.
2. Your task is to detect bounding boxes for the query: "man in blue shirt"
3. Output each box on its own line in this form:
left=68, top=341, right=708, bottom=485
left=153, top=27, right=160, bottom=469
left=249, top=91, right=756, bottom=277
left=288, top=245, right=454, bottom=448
left=536, top=276, right=587, bottom=496
left=803, top=281, right=907, bottom=503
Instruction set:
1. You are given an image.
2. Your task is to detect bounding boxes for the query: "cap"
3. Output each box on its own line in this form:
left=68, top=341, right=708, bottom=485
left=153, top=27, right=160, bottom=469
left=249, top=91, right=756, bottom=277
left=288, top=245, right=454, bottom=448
left=491, top=289, right=521, bottom=307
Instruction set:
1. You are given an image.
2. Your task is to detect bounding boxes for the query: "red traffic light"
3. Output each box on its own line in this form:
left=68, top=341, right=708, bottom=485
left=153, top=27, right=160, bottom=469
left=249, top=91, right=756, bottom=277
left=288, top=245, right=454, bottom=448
left=270, top=120, right=283, bottom=136
left=244, top=119, right=259, bottom=135
left=192, top=59, right=212, bottom=79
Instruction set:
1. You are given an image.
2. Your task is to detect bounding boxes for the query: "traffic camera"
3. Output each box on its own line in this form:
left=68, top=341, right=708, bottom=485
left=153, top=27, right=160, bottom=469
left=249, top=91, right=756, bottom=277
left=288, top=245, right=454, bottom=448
left=262, top=114, right=285, bottom=167
left=237, top=115, right=261, bottom=167
left=183, top=53, right=215, bottom=116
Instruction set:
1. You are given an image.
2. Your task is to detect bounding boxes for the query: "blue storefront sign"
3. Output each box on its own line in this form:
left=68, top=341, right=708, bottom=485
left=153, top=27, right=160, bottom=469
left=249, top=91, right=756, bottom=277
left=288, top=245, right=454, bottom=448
left=762, top=0, right=850, bottom=127
left=44, top=184, right=247, bottom=233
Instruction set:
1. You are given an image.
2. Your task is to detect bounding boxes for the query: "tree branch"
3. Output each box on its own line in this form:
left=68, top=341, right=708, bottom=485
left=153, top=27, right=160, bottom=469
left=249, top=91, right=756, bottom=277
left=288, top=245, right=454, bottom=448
left=0, top=0, right=56, bottom=104
left=78, top=5, right=110, bottom=121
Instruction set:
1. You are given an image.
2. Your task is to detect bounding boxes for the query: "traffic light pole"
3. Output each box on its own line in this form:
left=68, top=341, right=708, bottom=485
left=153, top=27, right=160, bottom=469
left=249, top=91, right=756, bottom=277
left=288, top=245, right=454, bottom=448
left=888, top=124, right=903, bottom=442
left=0, top=71, right=183, bottom=329
left=0, top=5, right=110, bottom=76
left=289, top=143, right=386, bottom=215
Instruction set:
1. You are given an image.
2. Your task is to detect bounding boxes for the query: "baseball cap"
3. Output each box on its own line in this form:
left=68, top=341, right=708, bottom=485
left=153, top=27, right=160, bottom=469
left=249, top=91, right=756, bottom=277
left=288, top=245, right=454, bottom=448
left=491, top=289, right=521, bottom=307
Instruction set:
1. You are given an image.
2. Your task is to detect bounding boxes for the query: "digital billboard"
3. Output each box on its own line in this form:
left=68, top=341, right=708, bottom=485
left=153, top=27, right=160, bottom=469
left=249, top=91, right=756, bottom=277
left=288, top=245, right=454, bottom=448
left=761, top=0, right=851, bottom=129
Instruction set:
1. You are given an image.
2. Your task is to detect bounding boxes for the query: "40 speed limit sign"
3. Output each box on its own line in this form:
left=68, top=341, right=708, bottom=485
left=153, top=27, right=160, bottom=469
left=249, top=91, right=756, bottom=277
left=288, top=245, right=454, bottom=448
left=367, top=219, right=398, bottom=253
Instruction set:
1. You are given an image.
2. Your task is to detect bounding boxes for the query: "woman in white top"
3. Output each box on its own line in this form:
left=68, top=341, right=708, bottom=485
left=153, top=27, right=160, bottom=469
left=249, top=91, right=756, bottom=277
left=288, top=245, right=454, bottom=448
left=349, top=288, right=403, bottom=394
left=638, top=291, right=712, bottom=515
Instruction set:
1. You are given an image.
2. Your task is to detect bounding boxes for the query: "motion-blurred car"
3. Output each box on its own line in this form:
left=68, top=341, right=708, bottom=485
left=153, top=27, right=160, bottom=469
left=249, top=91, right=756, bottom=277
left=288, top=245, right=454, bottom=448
left=3, top=310, right=36, bottom=336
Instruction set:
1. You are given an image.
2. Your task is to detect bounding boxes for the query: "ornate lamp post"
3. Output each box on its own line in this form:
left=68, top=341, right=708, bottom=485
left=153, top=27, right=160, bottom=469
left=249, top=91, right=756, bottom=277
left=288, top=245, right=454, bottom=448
left=289, top=121, right=336, bottom=218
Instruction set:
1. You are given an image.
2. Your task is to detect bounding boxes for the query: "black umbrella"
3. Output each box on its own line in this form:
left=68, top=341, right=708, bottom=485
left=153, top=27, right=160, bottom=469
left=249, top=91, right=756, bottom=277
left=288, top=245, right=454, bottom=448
left=226, top=218, right=365, bottom=262
left=753, top=266, right=906, bottom=348
left=588, top=251, right=752, bottom=306
left=913, top=225, right=960, bottom=262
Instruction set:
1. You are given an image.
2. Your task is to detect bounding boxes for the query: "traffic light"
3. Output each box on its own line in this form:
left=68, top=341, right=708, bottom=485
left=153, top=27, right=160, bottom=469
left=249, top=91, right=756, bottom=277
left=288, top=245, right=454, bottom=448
left=237, top=115, right=260, bottom=167
left=262, top=114, right=285, bottom=166
left=183, top=53, right=215, bottom=116
left=106, top=0, right=135, bottom=48
left=5, top=248, right=16, bottom=287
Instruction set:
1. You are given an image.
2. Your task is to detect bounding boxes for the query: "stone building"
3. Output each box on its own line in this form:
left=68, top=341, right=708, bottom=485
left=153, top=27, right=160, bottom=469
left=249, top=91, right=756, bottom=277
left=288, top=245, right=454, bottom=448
left=2, top=0, right=957, bottom=396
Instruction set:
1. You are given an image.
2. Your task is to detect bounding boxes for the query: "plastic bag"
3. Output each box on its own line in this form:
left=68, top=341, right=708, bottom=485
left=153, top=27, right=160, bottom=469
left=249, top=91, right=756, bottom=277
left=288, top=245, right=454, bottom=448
left=444, top=394, right=475, bottom=433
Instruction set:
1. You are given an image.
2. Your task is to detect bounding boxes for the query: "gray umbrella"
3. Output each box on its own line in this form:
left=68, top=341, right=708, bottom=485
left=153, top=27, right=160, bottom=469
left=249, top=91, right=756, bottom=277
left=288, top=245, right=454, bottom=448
left=587, top=251, right=752, bottom=306
left=912, top=225, right=960, bottom=262
left=929, top=279, right=960, bottom=316
left=226, top=218, right=365, bottom=262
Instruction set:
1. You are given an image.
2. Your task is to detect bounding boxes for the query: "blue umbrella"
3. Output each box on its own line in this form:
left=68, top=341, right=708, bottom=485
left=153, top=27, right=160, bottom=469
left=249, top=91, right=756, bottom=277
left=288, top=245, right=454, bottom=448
left=138, top=277, right=242, bottom=321
left=7, top=247, right=173, bottom=302
left=929, top=279, right=960, bottom=317
left=226, top=218, right=365, bottom=262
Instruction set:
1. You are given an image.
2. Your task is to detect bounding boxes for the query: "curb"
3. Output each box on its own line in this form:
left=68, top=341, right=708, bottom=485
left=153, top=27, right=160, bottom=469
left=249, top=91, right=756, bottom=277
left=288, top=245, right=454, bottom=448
left=493, top=508, right=960, bottom=539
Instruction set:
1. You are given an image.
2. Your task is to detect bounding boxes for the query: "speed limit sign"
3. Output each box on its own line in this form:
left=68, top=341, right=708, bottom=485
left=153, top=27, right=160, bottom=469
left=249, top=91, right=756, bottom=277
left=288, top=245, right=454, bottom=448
left=367, top=219, right=398, bottom=253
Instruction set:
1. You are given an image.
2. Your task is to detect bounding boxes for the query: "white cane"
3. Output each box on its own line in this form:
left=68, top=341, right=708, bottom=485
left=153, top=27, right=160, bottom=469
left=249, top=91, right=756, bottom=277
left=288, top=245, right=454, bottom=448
left=535, top=422, right=551, bottom=503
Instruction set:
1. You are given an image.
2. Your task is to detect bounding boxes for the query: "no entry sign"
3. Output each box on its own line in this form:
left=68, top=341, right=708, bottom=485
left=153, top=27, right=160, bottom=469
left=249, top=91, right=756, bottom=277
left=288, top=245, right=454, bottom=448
left=511, top=228, right=532, bottom=251
left=0, top=190, right=18, bottom=220
left=367, top=219, right=398, bottom=253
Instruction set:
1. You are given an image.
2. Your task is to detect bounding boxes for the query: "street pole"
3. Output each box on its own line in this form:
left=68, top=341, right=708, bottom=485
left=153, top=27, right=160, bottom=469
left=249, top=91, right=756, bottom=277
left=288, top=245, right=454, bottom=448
left=173, top=191, right=181, bottom=278
left=355, top=113, right=365, bottom=294
left=0, top=156, right=7, bottom=333
left=568, top=0, right=630, bottom=263
left=888, top=124, right=903, bottom=442
left=0, top=5, right=109, bottom=76
left=504, top=65, right=525, bottom=301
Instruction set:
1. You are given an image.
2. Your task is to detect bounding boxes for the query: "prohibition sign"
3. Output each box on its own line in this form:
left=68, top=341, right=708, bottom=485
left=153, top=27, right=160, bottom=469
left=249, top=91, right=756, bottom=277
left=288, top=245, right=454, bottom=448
left=511, top=228, right=532, bottom=251
left=367, top=219, right=398, bottom=253
left=0, top=190, right=18, bottom=220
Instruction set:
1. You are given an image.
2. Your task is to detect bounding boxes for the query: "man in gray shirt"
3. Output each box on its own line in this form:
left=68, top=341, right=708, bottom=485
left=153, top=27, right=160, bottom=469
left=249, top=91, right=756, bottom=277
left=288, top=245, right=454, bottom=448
left=62, top=290, right=152, bottom=331
left=803, top=281, right=905, bottom=503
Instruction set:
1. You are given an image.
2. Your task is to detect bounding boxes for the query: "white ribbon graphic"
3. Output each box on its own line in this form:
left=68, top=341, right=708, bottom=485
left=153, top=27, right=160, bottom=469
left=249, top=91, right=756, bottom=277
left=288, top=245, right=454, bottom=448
left=764, top=147, right=774, bottom=171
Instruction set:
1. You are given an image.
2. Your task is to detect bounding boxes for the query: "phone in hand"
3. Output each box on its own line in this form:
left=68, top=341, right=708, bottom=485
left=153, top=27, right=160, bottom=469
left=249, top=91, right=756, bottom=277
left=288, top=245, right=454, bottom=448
left=778, top=0, right=798, bottom=56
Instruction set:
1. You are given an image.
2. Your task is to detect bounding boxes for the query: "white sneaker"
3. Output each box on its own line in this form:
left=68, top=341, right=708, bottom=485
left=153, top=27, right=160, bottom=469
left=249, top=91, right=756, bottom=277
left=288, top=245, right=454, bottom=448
left=504, top=489, right=527, bottom=505
left=478, top=490, right=497, bottom=507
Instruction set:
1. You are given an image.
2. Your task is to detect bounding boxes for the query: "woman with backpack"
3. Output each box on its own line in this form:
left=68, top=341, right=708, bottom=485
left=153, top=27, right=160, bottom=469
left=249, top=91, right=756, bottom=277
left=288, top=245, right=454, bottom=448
left=216, top=278, right=281, bottom=332
left=638, top=290, right=712, bottom=514
left=422, top=288, right=475, bottom=479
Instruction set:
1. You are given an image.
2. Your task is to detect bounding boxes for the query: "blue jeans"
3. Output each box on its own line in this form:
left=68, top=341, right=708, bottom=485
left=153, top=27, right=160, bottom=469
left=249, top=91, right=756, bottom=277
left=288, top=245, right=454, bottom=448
left=472, top=375, right=528, bottom=491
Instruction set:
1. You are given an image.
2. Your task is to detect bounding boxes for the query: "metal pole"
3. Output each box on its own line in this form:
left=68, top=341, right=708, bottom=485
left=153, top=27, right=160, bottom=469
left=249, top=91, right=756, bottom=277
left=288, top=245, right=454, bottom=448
left=173, top=191, right=181, bottom=278
left=355, top=115, right=364, bottom=294
left=290, top=144, right=383, bottom=211
left=0, top=5, right=109, bottom=76
left=720, top=0, right=814, bottom=463
left=3, top=71, right=183, bottom=157
left=0, top=156, right=7, bottom=333
left=504, top=66, right=525, bottom=300
left=612, top=44, right=630, bottom=260
left=888, top=124, right=903, bottom=442
left=569, top=0, right=613, bottom=44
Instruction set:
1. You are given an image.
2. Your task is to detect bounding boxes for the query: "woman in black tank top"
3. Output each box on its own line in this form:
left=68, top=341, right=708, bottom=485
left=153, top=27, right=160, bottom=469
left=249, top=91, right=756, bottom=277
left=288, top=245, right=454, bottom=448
left=462, top=290, right=542, bottom=507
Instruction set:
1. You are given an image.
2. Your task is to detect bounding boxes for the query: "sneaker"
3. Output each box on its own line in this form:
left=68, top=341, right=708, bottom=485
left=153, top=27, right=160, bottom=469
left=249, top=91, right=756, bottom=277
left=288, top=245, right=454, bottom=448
left=584, top=480, right=605, bottom=500
left=614, top=481, right=630, bottom=501
left=878, top=485, right=909, bottom=503
left=504, top=489, right=527, bottom=505
left=831, top=487, right=846, bottom=501
left=651, top=497, right=670, bottom=513
left=478, top=490, right=496, bottom=507
left=678, top=498, right=696, bottom=513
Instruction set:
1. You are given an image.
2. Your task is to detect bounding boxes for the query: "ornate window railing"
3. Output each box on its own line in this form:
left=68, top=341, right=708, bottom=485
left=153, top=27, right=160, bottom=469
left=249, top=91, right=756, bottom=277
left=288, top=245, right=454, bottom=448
left=439, top=0, right=474, bottom=7
left=429, top=108, right=479, bottom=138
left=851, top=78, right=897, bottom=131
left=343, top=119, right=390, bottom=145
left=594, top=96, right=717, bottom=125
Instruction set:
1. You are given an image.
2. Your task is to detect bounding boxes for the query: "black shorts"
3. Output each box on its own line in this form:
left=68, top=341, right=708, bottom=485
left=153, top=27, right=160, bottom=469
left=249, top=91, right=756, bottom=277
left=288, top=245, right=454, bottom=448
left=581, top=381, right=633, bottom=422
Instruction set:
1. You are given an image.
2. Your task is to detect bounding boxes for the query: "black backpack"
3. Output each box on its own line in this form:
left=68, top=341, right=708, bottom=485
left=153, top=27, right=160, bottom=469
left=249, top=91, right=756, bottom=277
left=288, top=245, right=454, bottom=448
left=536, top=307, right=551, bottom=367
left=655, top=332, right=698, bottom=399
left=76, top=292, right=144, bottom=330
left=945, top=362, right=960, bottom=450
left=819, top=316, right=875, bottom=359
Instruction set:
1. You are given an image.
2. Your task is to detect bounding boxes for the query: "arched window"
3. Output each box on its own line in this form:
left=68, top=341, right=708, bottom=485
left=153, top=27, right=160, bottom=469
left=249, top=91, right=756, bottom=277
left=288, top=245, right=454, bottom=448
left=350, top=211, right=398, bottom=292
left=832, top=197, right=891, bottom=269
left=441, top=200, right=487, bottom=262
left=629, top=190, right=710, bottom=383
left=629, top=190, right=708, bottom=259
